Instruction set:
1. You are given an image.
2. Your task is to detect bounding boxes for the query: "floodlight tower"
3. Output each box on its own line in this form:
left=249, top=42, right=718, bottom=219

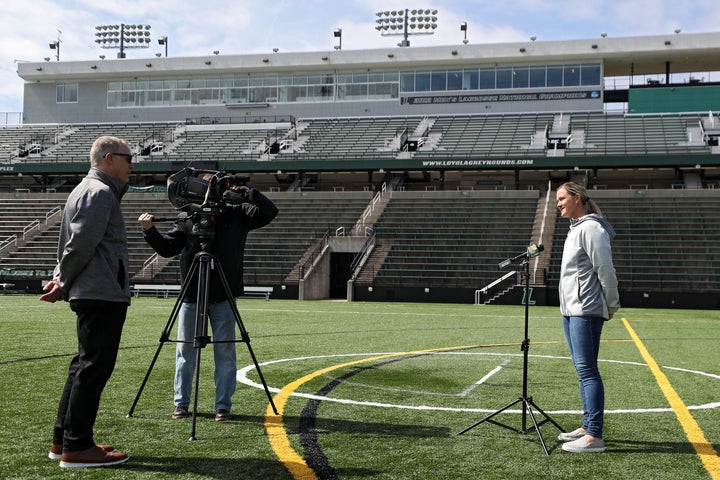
left=375, top=8, right=438, bottom=47
left=460, top=22, right=468, bottom=44
left=333, top=28, right=342, bottom=50
left=49, top=40, right=61, bottom=61
left=158, top=36, right=168, bottom=57
left=94, top=24, right=152, bottom=58
left=49, top=29, right=62, bottom=61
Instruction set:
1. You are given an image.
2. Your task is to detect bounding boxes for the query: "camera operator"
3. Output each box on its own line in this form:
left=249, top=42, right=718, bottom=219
left=138, top=183, right=277, bottom=421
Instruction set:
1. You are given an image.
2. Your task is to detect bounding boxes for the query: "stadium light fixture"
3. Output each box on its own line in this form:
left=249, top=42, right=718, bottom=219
left=49, top=41, right=60, bottom=61
left=158, top=36, right=168, bottom=57
left=48, top=28, right=62, bottom=61
left=334, top=28, right=342, bottom=50
left=375, top=8, right=438, bottom=47
left=94, top=23, right=152, bottom=58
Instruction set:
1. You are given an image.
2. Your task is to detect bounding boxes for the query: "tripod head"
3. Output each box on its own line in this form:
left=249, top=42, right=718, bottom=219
left=189, top=204, right=222, bottom=244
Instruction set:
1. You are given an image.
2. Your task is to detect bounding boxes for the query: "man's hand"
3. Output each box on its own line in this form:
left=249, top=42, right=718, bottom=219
left=40, top=278, right=64, bottom=303
left=138, top=212, right=155, bottom=230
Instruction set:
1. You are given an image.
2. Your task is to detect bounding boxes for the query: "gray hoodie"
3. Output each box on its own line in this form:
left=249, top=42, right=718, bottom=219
left=53, top=168, right=131, bottom=304
left=559, top=213, right=619, bottom=319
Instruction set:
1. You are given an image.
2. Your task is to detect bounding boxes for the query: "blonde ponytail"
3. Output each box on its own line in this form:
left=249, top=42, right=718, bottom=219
left=559, top=182, right=603, bottom=216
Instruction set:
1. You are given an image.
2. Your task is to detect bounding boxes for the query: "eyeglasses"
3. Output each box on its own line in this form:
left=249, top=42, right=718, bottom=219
left=109, top=152, right=133, bottom=163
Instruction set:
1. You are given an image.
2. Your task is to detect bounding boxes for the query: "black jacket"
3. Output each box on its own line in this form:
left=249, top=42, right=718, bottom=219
left=143, top=190, right=278, bottom=302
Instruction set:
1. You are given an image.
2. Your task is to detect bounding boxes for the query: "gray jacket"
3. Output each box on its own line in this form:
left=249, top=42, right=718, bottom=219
left=53, top=168, right=131, bottom=304
left=559, top=214, right=619, bottom=319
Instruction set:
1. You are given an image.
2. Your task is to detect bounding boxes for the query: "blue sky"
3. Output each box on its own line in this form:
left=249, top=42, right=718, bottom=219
left=1, top=0, right=719, bottom=114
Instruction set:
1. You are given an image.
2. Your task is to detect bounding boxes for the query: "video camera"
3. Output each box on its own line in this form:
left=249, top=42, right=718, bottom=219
left=167, top=167, right=252, bottom=212
left=166, top=167, right=253, bottom=243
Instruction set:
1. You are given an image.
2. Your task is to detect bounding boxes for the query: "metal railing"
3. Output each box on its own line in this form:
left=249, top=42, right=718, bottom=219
left=299, top=228, right=331, bottom=280
left=349, top=230, right=376, bottom=282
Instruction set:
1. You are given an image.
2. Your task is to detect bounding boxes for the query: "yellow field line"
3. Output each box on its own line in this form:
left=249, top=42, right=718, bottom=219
left=622, top=317, right=720, bottom=479
left=262, top=337, right=638, bottom=479
left=263, top=344, right=491, bottom=479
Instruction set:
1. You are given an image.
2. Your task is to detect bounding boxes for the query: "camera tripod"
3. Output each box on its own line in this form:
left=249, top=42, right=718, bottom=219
left=127, top=245, right=278, bottom=440
left=458, top=257, right=563, bottom=455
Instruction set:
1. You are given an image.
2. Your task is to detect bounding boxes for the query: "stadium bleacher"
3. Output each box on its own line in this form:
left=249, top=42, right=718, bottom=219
left=3, top=30, right=720, bottom=306
left=547, top=189, right=720, bottom=296
left=2, top=112, right=716, bottom=168
left=2, top=107, right=720, bottom=307
left=364, top=191, right=539, bottom=288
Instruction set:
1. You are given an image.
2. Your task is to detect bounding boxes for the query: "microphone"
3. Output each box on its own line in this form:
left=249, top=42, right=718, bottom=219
left=498, top=243, right=544, bottom=269
left=149, top=212, right=188, bottom=222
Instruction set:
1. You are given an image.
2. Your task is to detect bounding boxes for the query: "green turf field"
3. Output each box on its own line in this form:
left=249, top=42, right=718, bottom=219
left=1, top=296, right=718, bottom=479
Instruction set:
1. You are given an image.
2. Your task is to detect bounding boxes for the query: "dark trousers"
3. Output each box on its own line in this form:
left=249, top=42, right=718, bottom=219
left=53, top=300, right=127, bottom=452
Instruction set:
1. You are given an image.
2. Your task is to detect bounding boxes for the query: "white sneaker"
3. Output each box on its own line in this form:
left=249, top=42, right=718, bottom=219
left=561, top=437, right=606, bottom=453
left=557, top=427, right=586, bottom=441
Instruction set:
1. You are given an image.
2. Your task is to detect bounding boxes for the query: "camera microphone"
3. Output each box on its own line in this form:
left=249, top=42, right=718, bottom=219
left=150, top=213, right=188, bottom=222
left=223, top=174, right=249, bottom=183
left=498, top=243, right=544, bottom=269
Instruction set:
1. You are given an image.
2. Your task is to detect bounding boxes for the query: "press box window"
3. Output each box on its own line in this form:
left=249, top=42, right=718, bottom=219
left=56, top=83, right=78, bottom=103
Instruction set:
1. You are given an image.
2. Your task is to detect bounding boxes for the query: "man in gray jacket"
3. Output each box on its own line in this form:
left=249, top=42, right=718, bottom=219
left=41, top=135, right=134, bottom=468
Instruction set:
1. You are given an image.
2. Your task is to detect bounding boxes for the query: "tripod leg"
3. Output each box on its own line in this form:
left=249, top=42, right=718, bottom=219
left=127, top=340, right=165, bottom=418
left=189, top=346, right=203, bottom=441
left=186, top=253, right=213, bottom=440
left=523, top=399, right=550, bottom=456
left=527, top=398, right=565, bottom=432
left=458, top=397, right=524, bottom=435
left=214, top=262, right=279, bottom=415
left=127, top=270, right=192, bottom=418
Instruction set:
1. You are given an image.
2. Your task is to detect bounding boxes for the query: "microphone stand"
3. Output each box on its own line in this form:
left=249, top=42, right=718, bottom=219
left=458, top=256, right=564, bottom=455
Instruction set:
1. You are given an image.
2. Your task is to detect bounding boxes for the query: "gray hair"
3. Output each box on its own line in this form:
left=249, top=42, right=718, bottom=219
left=89, top=136, right=128, bottom=167
left=559, top=181, right=603, bottom=216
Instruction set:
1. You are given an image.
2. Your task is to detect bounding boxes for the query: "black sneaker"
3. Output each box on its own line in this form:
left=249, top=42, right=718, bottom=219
left=215, top=409, right=230, bottom=421
left=172, top=405, right=189, bottom=419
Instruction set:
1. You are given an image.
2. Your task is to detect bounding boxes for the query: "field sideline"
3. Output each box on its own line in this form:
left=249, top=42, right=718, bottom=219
left=1, top=295, right=718, bottom=479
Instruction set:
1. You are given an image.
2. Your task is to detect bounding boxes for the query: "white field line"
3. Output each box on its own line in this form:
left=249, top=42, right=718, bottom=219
left=239, top=352, right=720, bottom=415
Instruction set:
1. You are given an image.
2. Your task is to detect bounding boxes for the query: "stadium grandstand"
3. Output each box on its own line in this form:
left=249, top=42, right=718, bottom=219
left=2, top=31, right=720, bottom=308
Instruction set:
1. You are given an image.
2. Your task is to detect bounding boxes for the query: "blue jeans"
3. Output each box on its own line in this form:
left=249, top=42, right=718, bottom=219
left=175, top=300, right=237, bottom=411
left=562, top=315, right=605, bottom=438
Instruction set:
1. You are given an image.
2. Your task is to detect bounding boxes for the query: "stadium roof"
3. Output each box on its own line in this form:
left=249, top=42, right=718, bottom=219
left=17, top=31, right=720, bottom=82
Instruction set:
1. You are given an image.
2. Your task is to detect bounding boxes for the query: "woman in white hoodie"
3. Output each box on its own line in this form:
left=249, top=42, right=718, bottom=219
left=555, top=182, right=620, bottom=454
